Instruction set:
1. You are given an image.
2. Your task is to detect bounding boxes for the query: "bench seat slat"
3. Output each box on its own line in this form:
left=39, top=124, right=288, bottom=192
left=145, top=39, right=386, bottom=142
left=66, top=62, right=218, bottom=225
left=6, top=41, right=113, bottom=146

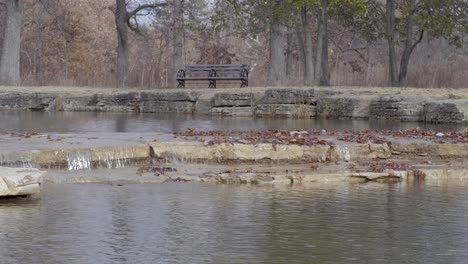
left=184, top=69, right=247, bottom=71
left=184, top=69, right=245, bottom=72
left=185, top=64, right=248, bottom=67
left=177, top=77, right=247, bottom=81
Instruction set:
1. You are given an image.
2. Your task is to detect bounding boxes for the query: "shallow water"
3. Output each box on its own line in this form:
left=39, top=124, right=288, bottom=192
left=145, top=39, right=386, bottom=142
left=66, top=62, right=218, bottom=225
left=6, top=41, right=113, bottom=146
left=1, top=181, right=468, bottom=264
left=0, top=111, right=463, bottom=133
left=1, top=111, right=467, bottom=263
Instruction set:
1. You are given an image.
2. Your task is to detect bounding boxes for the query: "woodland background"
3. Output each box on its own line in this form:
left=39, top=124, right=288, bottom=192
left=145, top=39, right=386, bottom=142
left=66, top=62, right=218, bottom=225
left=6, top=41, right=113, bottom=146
left=0, top=0, right=466, bottom=88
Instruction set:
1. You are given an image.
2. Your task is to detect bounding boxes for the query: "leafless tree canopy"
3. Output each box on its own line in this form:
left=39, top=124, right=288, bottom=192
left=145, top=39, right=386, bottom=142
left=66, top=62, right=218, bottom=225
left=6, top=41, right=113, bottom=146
left=0, top=0, right=466, bottom=88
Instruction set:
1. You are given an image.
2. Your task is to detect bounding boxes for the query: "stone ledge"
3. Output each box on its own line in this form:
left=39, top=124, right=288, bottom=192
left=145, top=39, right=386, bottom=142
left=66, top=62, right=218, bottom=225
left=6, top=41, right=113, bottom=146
left=423, top=100, right=468, bottom=124
left=390, top=142, right=468, bottom=158
left=149, top=141, right=390, bottom=162
left=0, top=167, right=44, bottom=197
left=316, top=95, right=377, bottom=118
left=30, top=145, right=150, bottom=168
left=1, top=88, right=467, bottom=123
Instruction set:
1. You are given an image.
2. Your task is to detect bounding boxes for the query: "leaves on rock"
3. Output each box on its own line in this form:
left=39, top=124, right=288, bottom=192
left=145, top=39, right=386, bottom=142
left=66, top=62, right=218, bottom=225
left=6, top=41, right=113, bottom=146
left=137, top=166, right=177, bottom=176
left=365, top=161, right=412, bottom=173
left=177, top=129, right=328, bottom=146
left=176, top=128, right=468, bottom=146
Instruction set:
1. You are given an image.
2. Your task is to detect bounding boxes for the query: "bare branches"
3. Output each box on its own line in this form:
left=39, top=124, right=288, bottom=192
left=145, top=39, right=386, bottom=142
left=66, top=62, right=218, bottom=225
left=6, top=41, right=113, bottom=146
left=410, top=29, right=424, bottom=53
left=125, top=2, right=167, bottom=33
left=126, top=3, right=167, bottom=20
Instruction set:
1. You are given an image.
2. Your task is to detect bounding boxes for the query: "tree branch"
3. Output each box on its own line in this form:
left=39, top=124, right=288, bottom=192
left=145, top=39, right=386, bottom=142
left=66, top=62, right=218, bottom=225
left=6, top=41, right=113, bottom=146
left=125, top=2, right=167, bottom=33
left=126, top=3, right=167, bottom=20
left=410, top=29, right=424, bottom=53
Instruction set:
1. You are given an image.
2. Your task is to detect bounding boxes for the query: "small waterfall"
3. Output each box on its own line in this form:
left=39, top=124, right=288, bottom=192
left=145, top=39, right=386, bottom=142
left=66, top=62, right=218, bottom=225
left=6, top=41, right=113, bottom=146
left=1, top=146, right=148, bottom=171
left=0, top=152, right=34, bottom=168
left=66, top=149, right=135, bottom=171
left=335, top=146, right=351, bottom=162
left=67, top=150, right=92, bottom=170
left=94, top=147, right=143, bottom=169
left=162, top=154, right=189, bottom=165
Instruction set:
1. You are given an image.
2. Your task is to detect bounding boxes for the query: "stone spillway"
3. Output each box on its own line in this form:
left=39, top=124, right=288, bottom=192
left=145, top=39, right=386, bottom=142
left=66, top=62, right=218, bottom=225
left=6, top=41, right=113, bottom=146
left=1, top=130, right=467, bottom=185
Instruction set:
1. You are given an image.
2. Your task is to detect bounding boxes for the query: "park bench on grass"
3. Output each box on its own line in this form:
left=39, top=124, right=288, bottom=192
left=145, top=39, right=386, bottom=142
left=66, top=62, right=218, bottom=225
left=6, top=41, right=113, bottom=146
left=176, top=64, right=250, bottom=88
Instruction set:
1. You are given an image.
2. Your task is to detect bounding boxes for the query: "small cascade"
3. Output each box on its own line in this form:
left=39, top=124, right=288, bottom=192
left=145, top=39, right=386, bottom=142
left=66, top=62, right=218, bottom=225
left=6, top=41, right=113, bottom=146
left=1, top=146, right=150, bottom=171
left=162, top=154, right=189, bottom=165
left=335, top=146, right=351, bottom=162
left=94, top=148, right=142, bottom=169
left=0, top=152, right=34, bottom=168
left=67, top=150, right=92, bottom=170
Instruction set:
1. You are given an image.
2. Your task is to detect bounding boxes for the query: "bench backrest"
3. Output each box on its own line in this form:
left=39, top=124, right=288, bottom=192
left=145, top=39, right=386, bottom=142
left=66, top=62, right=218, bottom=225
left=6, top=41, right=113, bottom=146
left=184, top=64, right=249, bottom=73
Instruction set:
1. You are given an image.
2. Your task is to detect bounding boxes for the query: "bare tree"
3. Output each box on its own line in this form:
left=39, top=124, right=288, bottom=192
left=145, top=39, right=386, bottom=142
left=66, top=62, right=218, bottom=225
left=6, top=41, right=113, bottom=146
left=315, top=0, right=329, bottom=86
left=385, top=0, right=398, bottom=86
left=397, top=0, right=424, bottom=86
left=385, top=0, right=440, bottom=87
left=268, top=0, right=287, bottom=86
left=114, top=0, right=167, bottom=87
left=298, top=6, right=315, bottom=86
left=0, top=0, right=22, bottom=85
left=170, top=0, right=184, bottom=87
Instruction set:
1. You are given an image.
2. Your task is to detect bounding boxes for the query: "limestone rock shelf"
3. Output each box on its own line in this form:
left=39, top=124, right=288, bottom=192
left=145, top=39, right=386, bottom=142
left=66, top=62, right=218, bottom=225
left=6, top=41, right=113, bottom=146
left=1, top=87, right=467, bottom=124
left=1, top=131, right=468, bottom=185
left=0, top=167, right=44, bottom=197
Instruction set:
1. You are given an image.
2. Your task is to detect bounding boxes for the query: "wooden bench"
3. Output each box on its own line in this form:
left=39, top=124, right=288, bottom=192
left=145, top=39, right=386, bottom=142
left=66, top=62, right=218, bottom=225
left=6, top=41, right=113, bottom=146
left=176, top=64, right=250, bottom=88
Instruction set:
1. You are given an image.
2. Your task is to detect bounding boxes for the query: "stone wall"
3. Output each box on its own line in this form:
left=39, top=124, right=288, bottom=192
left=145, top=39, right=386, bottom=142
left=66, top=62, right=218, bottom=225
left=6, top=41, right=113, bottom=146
left=423, top=100, right=468, bottom=124
left=369, top=96, right=426, bottom=122
left=0, top=88, right=467, bottom=124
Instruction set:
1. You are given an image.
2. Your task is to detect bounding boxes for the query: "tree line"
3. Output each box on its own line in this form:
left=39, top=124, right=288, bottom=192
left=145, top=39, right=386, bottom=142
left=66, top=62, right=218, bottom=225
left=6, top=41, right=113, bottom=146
left=0, top=0, right=466, bottom=88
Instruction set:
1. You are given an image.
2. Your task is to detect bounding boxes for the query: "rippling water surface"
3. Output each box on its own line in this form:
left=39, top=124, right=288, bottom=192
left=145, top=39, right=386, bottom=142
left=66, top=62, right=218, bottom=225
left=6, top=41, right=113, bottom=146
left=2, top=181, right=468, bottom=264
left=0, top=111, right=463, bottom=133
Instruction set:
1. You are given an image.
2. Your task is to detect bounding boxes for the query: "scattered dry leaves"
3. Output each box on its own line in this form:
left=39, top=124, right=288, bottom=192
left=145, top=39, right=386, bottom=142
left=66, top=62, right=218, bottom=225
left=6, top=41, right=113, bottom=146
left=176, top=128, right=468, bottom=145
left=365, top=161, right=412, bottom=173
left=137, top=166, right=177, bottom=176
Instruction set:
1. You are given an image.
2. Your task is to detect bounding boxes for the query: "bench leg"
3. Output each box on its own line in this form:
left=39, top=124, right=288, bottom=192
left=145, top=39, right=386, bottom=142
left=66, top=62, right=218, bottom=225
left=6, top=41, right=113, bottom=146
left=177, top=80, right=185, bottom=88
left=240, top=79, right=248, bottom=88
left=209, top=80, right=216, bottom=88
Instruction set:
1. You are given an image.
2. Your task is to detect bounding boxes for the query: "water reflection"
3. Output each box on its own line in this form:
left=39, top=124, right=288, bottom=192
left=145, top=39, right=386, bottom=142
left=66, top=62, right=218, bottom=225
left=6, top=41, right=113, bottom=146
left=106, top=189, right=136, bottom=263
left=0, top=111, right=464, bottom=133
left=1, top=182, right=468, bottom=263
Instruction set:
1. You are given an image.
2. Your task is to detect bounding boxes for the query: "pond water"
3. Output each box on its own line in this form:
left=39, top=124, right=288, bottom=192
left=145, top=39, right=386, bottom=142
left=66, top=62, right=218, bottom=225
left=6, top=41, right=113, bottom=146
left=1, top=111, right=468, bottom=263
left=0, top=111, right=464, bottom=133
left=1, top=181, right=468, bottom=264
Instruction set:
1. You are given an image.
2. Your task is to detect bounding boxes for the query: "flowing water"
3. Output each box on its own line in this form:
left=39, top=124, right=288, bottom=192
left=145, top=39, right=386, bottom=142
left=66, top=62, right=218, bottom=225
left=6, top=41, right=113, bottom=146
left=1, top=181, right=468, bottom=264
left=1, top=112, right=468, bottom=263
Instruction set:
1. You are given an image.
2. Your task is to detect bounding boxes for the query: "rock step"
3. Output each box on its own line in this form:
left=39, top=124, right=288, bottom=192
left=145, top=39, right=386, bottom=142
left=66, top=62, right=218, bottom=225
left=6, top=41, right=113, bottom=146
left=0, top=167, right=44, bottom=197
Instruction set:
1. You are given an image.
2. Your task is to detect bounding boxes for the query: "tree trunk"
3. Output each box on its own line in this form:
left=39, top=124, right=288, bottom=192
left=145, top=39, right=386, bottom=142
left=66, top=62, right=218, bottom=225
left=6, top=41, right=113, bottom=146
left=286, top=26, right=295, bottom=80
left=0, top=0, right=22, bottom=86
left=315, top=0, right=329, bottom=86
left=300, top=6, right=315, bottom=86
left=0, top=7, right=5, bottom=50
left=115, top=0, right=128, bottom=87
left=171, top=0, right=184, bottom=88
left=386, top=0, right=398, bottom=86
left=398, top=0, right=422, bottom=87
left=268, top=0, right=287, bottom=86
